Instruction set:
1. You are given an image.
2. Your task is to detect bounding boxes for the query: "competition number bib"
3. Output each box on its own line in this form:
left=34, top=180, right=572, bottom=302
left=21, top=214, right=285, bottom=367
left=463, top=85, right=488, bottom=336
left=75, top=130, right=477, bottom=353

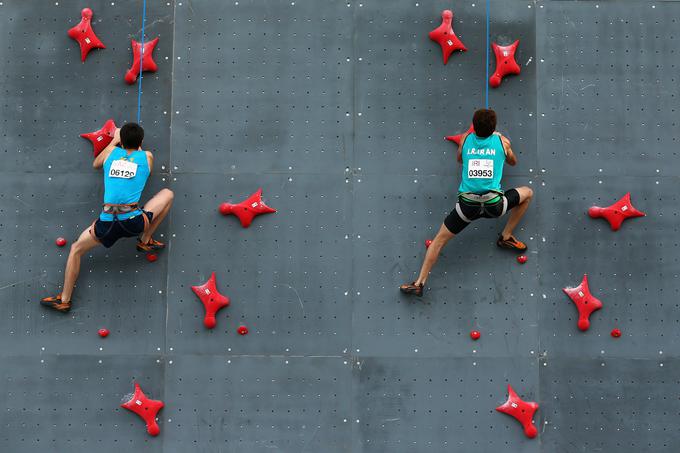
left=467, top=159, right=494, bottom=179
left=108, top=159, right=138, bottom=179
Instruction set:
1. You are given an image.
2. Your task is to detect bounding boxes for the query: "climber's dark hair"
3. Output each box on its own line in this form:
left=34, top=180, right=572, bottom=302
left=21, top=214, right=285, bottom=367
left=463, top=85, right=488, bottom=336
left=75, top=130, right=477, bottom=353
left=120, top=122, right=144, bottom=149
left=472, top=109, right=497, bottom=138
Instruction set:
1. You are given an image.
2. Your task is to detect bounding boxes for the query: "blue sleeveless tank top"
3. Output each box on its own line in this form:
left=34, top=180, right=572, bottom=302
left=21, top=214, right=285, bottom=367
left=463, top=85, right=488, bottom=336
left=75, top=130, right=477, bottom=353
left=100, top=147, right=150, bottom=221
left=458, top=133, right=506, bottom=194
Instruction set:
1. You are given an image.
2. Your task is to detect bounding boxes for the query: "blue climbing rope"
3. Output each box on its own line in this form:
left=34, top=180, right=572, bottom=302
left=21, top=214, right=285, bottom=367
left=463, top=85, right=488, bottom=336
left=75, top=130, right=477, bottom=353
left=485, top=0, right=490, bottom=108
left=136, top=0, right=147, bottom=123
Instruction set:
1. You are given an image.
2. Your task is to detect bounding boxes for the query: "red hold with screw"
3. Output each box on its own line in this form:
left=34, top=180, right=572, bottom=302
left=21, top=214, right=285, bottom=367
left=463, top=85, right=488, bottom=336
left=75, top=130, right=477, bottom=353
left=428, top=10, right=467, bottom=64
left=120, top=382, right=164, bottom=436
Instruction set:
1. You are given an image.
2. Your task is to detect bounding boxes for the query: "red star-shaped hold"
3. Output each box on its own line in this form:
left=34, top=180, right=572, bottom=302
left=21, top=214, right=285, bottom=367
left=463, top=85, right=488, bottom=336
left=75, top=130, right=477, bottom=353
left=588, top=192, right=645, bottom=231
left=67, top=8, right=106, bottom=62
left=80, top=118, right=117, bottom=157
left=563, top=274, right=603, bottom=331
left=429, top=10, right=467, bottom=65
left=219, top=188, right=276, bottom=228
left=125, top=37, right=159, bottom=84
left=489, top=40, right=521, bottom=88
left=496, top=385, right=539, bottom=439
left=121, top=382, right=164, bottom=436
left=445, top=124, right=474, bottom=147
left=191, top=272, right=230, bottom=329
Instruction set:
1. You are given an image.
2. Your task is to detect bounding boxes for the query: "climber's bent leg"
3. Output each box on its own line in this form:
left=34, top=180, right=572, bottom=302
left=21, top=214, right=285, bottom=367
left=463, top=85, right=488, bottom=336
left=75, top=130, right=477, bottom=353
left=41, top=226, right=100, bottom=312
left=498, top=187, right=533, bottom=251
left=415, top=223, right=455, bottom=285
left=61, top=226, right=100, bottom=302
left=137, top=188, right=174, bottom=250
left=400, top=201, right=472, bottom=296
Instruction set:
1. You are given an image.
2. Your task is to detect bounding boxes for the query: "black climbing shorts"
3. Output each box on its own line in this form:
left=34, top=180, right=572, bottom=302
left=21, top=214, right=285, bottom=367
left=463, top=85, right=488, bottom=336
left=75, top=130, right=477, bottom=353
left=444, top=189, right=520, bottom=235
left=93, top=211, right=153, bottom=248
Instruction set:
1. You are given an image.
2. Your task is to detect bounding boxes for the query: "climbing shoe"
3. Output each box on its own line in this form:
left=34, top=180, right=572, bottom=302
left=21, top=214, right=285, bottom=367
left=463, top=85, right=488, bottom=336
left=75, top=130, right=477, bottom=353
left=496, top=234, right=528, bottom=252
left=40, top=294, right=71, bottom=313
left=136, top=237, right=165, bottom=252
left=399, top=282, right=424, bottom=297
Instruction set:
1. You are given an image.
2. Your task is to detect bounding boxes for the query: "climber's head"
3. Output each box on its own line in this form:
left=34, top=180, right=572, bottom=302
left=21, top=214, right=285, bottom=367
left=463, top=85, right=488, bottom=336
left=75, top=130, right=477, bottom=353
left=472, top=109, right=497, bottom=138
left=120, top=122, right=145, bottom=150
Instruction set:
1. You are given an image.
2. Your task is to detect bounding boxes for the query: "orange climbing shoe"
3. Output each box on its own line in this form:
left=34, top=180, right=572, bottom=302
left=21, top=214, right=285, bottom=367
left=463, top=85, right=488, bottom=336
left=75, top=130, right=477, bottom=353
left=496, top=234, right=527, bottom=251
left=399, top=282, right=424, bottom=297
left=40, top=294, right=71, bottom=313
left=136, top=237, right=165, bottom=252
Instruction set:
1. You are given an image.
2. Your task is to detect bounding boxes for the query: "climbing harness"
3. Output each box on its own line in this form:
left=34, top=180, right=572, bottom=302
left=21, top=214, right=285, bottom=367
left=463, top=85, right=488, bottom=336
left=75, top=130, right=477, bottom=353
left=456, top=191, right=508, bottom=222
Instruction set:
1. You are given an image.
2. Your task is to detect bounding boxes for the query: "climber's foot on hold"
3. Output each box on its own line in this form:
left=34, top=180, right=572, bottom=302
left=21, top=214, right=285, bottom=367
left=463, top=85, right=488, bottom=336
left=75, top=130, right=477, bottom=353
left=400, top=282, right=424, bottom=297
left=136, top=237, right=165, bottom=252
left=496, top=234, right=527, bottom=252
left=40, top=294, right=71, bottom=313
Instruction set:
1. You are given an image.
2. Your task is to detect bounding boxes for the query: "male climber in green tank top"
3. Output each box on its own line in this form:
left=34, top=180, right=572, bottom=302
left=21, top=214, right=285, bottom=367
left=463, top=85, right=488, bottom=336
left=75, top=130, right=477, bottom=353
left=400, top=109, right=533, bottom=296
left=40, top=123, right=174, bottom=312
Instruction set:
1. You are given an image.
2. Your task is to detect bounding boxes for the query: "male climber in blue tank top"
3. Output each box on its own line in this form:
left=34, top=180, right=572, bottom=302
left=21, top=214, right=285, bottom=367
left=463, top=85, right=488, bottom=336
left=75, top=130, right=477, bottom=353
left=400, top=109, right=533, bottom=296
left=40, top=123, right=174, bottom=312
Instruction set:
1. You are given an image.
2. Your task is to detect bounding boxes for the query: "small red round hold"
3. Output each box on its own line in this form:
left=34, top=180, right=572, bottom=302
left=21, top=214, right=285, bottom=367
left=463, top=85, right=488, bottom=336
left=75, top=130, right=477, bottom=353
left=470, top=330, right=481, bottom=340
left=237, top=325, right=249, bottom=335
left=146, top=253, right=158, bottom=263
left=98, top=328, right=109, bottom=338
left=611, top=328, right=621, bottom=338
left=425, top=239, right=432, bottom=249
left=517, top=255, right=528, bottom=264
left=55, top=237, right=67, bottom=247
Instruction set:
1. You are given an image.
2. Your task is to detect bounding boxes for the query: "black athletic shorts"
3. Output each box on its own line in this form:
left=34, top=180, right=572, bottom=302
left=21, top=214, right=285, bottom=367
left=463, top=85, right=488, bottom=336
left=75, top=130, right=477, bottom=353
left=444, top=189, right=520, bottom=235
left=93, top=211, right=153, bottom=248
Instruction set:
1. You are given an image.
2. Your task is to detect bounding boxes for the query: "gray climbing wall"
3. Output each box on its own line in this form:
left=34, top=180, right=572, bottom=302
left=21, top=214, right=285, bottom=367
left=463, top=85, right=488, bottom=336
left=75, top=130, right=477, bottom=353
left=0, top=0, right=678, bottom=452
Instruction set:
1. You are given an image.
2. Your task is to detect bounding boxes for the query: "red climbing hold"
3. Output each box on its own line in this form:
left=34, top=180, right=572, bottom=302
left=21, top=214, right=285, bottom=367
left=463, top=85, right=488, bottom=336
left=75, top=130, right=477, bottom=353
left=121, top=382, right=164, bottom=436
left=125, top=38, right=159, bottom=84
left=445, top=124, right=475, bottom=147
left=219, top=188, right=276, bottom=228
left=67, top=8, right=106, bottom=62
left=496, top=385, right=539, bottom=438
left=489, top=40, right=521, bottom=88
left=146, top=253, right=158, bottom=263
left=80, top=119, right=117, bottom=157
left=588, top=192, right=645, bottom=231
left=517, top=255, right=527, bottom=264
left=191, top=272, right=230, bottom=329
left=55, top=237, right=67, bottom=247
left=563, top=274, right=603, bottom=331
left=429, top=10, right=467, bottom=64
left=470, top=330, right=481, bottom=340
left=237, top=325, right=249, bottom=335
left=611, top=328, right=622, bottom=338
left=98, top=328, right=109, bottom=338
left=425, top=239, right=432, bottom=249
